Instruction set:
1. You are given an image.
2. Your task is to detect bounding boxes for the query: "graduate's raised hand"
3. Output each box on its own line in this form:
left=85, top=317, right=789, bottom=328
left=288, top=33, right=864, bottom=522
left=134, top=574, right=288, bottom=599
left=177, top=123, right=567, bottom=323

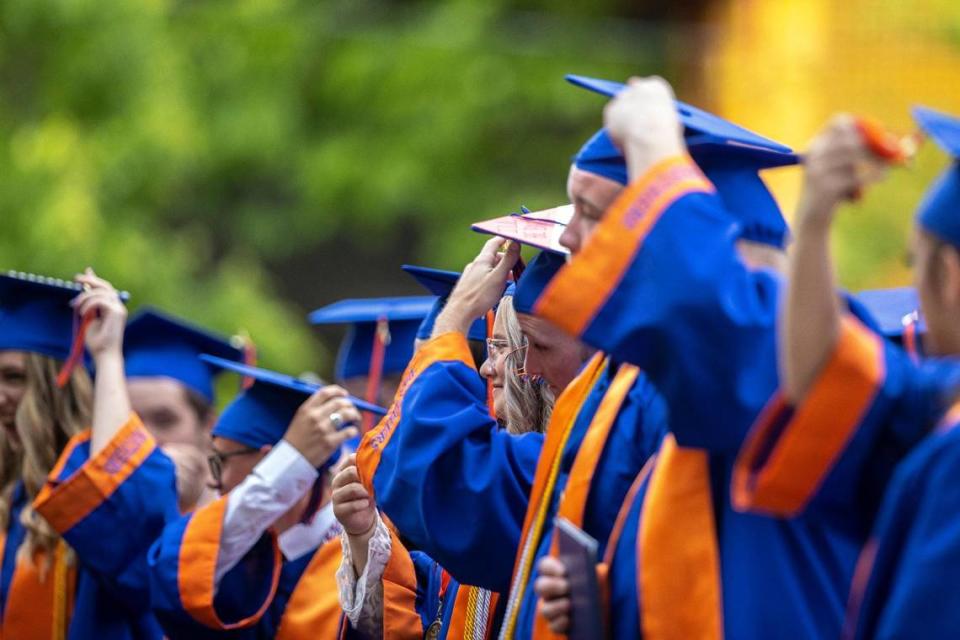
left=535, top=556, right=571, bottom=634
left=432, top=237, right=519, bottom=337
left=331, top=454, right=377, bottom=538
left=73, top=268, right=127, bottom=361
left=283, top=386, right=360, bottom=468
left=797, top=114, right=888, bottom=232
left=604, top=76, right=685, bottom=181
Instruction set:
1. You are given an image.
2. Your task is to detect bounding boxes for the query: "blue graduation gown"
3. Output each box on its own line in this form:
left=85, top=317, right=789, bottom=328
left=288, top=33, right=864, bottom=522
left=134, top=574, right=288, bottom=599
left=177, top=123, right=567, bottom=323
left=357, top=332, right=544, bottom=594
left=356, top=329, right=667, bottom=639
left=846, top=410, right=960, bottom=639
left=148, top=492, right=350, bottom=639
left=5, top=416, right=178, bottom=640
left=533, top=154, right=906, bottom=637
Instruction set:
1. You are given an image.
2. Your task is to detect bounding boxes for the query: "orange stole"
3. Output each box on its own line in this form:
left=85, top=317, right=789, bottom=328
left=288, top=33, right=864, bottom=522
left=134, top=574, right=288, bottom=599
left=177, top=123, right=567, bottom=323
left=275, top=538, right=342, bottom=640
left=639, top=435, right=722, bottom=640
left=531, top=364, right=639, bottom=640
left=0, top=544, right=76, bottom=640
left=499, top=353, right=607, bottom=639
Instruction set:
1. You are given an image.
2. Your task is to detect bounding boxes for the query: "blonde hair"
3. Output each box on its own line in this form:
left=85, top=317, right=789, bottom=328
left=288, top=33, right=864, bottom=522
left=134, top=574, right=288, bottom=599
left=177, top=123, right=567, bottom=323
left=0, top=353, right=91, bottom=568
left=498, top=297, right=554, bottom=435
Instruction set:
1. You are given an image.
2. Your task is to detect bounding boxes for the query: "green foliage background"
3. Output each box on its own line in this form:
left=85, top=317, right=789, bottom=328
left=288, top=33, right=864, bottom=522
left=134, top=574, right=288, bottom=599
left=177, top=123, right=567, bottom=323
left=1, top=0, right=957, bottom=378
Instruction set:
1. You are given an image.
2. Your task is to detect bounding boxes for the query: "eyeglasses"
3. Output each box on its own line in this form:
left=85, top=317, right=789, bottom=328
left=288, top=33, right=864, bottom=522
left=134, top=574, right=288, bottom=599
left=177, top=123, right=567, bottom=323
left=486, top=338, right=527, bottom=361
left=207, top=446, right=259, bottom=491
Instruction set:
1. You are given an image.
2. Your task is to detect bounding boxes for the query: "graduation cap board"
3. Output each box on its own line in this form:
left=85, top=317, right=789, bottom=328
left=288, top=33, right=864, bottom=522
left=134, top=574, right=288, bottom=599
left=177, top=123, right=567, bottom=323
left=913, top=106, right=960, bottom=248
left=0, top=271, right=131, bottom=386
left=204, top=354, right=385, bottom=473
left=124, top=307, right=246, bottom=403
left=852, top=286, right=924, bottom=360
left=565, top=75, right=797, bottom=248
left=565, top=74, right=794, bottom=157
left=309, top=296, right=434, bottom=432
left=471, top=205, right=574, bottom=256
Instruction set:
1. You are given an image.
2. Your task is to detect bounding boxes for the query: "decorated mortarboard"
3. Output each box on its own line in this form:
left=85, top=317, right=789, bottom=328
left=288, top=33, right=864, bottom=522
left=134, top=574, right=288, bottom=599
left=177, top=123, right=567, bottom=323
left=566, top=75, right=797, bottom=248
left=124, top=307, right=247, bottom=403
left=402, top=265, right=493, bottom=342
left=513, top=251, right=568, bottom=315
left=471, top=205, right=574, bottom=256
left=204, top=355, right=386, bottom=471
left=0, top=271, right=130, bottom=384
left=913, top=106, right=960, bottom=248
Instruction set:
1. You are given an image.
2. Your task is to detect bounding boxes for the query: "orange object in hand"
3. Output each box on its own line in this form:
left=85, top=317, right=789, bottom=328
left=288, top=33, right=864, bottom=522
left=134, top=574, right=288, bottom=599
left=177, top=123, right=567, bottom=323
left=855, top=116, right=921, bottom=164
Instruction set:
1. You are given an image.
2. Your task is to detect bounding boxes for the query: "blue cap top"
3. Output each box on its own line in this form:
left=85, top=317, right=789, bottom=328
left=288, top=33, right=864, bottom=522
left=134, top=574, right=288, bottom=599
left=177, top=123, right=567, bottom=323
left=853, top=287, right=925, bottom=339
left=913, top=106, right=960, bottom=248
left=124, top=308, right=245, bottom=403
left=0, top=271, right=129, bottom=362
left=514, top=252, right=567, bottom=315
left=566, top=74, right=793, bottom=155
left=308, top=297, right=434, bottom=380
left=401, top=266, right=489, bottom=342
left=205, top=355, right=386, bottom=470
left=567, top=74, right=797, bottom=248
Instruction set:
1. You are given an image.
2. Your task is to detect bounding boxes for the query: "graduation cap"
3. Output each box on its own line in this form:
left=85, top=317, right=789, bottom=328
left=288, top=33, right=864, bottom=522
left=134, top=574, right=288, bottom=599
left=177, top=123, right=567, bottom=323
left=566, top=75, right=797, bottom=248
left=514, top=251, right=568, bottom=315
left=471, top=205, right=574, bottom=256
left=309, top=296, right=433, bottom=431
left=401, top=265, right=492, bottom=342
left=204, top=355, right=386, bottom=471
left=566, top=74, right=793, bottom=155
left=124, top=307, right=246, bottom=403
left=853, top=287, right=925, bottom=339
left=913, top=106, right=960, bottom=248
left=0, top=271, right=131, bottom=384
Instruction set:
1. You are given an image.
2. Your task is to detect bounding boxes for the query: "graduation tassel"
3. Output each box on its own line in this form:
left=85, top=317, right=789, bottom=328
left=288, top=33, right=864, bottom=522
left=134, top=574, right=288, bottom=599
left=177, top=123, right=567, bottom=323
left=362, top=317, right=390, bottom=433
left=56, top=310, right=92, bottom=388
left=486, top=309, right=496, bottom=419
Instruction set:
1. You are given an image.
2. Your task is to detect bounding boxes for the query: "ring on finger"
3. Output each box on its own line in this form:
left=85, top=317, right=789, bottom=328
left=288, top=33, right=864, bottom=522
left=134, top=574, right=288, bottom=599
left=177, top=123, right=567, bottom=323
left=329, top=412, right=345, bottom=429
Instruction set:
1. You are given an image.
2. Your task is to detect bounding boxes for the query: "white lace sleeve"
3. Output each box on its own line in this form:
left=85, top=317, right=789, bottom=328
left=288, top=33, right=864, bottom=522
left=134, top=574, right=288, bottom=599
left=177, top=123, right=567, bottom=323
left=337, top=514, right=393, bottom=639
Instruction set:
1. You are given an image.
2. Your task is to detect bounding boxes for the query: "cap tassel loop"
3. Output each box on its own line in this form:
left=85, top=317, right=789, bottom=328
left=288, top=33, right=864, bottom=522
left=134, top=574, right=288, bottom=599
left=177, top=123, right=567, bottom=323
left=362, top=317, right=390, bottom=433
left=485, top=309, right=496, bottom=419
left=56, top=310, right=93, bottom=388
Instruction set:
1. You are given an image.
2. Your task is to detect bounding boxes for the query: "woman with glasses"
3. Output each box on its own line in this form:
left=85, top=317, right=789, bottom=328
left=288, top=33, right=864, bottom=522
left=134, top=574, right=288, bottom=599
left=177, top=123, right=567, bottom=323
left=334, top=244, right=576, bottom=639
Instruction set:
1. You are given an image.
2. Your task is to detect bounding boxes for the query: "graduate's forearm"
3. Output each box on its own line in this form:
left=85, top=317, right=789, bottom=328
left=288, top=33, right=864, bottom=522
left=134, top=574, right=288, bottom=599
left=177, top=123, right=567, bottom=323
left=781, top=209, right=842, bottom=403
left=90, top=350, right=133, bottom=455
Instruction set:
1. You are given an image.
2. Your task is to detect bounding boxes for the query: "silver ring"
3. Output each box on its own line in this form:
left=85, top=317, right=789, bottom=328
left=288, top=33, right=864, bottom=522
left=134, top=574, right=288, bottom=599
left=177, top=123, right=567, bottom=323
left=329, top=412, right=345, bottom=429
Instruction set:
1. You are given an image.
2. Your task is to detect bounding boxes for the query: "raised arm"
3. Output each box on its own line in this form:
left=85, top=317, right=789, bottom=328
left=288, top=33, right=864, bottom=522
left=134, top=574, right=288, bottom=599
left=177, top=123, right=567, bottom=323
left=781, top=116, right=883, bottom=403
left=74, top=268, right=131, bottom=455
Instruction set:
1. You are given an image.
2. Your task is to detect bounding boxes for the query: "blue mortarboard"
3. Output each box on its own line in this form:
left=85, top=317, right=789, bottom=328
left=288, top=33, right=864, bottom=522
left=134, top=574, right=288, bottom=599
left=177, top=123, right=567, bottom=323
left=853, top=287, right=926, bottom=339
left=402, top=265, right=491, bottom=342
left=308, top=297, right=434, bottom=380
left=567, top=75, right=797, bottom=248
left=124, top=307, right=245, bottom=403
left=204, top=355, right=386, bottom=470
left=913, top=106, right=960, bottom=248
left=514, top=252, right=567, bottom=315
left=0, top=271, right=129, bottom=362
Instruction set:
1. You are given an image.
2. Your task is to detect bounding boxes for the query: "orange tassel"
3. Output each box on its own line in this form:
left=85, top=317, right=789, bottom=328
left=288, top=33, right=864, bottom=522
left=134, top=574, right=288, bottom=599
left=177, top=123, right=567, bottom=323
left=56, top=311, right=92, bottom=388
left=363, top=317, right=390, bottom=433
left=486, top=309, right=496, bottom=419
left=855, top=116, right=922, bottom=164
